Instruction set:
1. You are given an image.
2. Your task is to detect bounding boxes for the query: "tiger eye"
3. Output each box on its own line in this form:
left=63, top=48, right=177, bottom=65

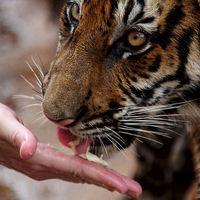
left=127, top=30, right=147, bottom=47
left=71, top=3, right=80, bottom=21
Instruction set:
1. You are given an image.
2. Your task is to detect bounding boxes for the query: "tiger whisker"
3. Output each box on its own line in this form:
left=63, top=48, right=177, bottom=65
left=20, top=75, right=35, bottom=89
left=33, top=93, right=42, bottom=99
left=34, top=110, right=44, bottom=118
left=126, top=112, right=186, bottom=118
left=104, top=132, right=128, bottom=159
left=33, top=114, right=46, bottom=124
left=123, top=115, right=183, bottom=120
left=124, top=103, right=187, bottom=118
left=119, top=126, right=170, bottom=138
left=97, top=134, right=109, bottom=158
left=181, top=96, right=200, bottom=119
left=32, top=87, right=42, bottom=95
left=95, top=126, right=125, bottom=157
left=19, top=78, right=41, bottom=96
left=13, top=94, right=37, bottom=100
left=126, top=106, right=171, bottom=114
left=126, top=143, right=141, bottom=159
left=31, top=56, right=44, bottom=79
left=136, top=138, right=144, bottom=144
left=105, top=126, right=127, bottom=145
left=123, top=115, right=187, bottom=125
left=119, top=130, right=163, bottom=145
left=95, top=127, right=109, bottom=156
left=19, top=103, right=42, bottom=111
left=121, top=121, right=181, bottom=130
left=38, top=117, right=49, bottom=129
left=146, top=116, right=186, bottom=123
left=126, top=101, right=188, bottom=111
left=91, top=136, right=96, bottom=154
left=121, top=123, right=180, bottom=136
left=120, top=119, right=177, bottom=126
left=25, top=61, right=42, bottom=88
left=35, top=54, right=47, bottom=75
left=33, top=96, right=42, bottom=102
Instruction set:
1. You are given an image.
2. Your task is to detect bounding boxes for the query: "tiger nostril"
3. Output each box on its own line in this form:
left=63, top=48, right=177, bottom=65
left=44, top=112, right=75, bottom=126
left=43, top=102, right=88, bottom=126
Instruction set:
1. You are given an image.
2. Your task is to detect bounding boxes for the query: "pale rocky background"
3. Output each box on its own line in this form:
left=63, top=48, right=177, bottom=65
left=0, top=1, right=137, bottom=199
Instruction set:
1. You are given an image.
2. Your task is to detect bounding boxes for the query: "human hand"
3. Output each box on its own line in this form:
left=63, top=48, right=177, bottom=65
left=0, top=103, right=142, bottom=198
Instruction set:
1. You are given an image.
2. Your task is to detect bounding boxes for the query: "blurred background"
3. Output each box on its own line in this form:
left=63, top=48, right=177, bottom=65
left=0, top=1, right=137, bottom=199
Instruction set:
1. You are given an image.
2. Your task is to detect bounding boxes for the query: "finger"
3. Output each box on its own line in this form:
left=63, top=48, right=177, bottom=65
left=108, top=169, right=142, bottom=198
left=32, top=143, right=141, bottom=197
left=76, top=160, right=142, bottom=197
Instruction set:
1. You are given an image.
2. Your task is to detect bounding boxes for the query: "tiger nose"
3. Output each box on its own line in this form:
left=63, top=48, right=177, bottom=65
left=56, top=118, right=75, bottom=126
left=45, top=114, right=75, bottom=126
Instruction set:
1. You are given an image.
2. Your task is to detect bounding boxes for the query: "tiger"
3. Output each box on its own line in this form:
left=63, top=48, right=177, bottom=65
left=41, top=0, right=200, bottom=199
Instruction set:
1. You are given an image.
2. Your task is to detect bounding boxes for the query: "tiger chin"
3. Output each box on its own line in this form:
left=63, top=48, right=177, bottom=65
left=42, top=0, right=200, bottom=199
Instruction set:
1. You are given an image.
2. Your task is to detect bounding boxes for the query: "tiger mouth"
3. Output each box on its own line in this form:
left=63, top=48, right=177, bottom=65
left=57, top=125, right=134, bottom=156
left=57, top=126, right=93, bottom=154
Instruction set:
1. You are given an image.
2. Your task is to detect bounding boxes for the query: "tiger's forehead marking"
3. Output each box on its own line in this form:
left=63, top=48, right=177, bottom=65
left=110, top=0, right=159, bottom=45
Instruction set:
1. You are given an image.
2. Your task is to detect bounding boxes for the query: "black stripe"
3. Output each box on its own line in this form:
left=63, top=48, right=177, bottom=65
left=109, top=101, right=122, bottom=109
left=119, top=84, right=137, bottom=103
left=138, top=73, right=150, bottom=79
left=198, top=22, right=200, bottom=52
left=106, top=19, right=112, bottom=27
left=138, top=17, right=155, bottom=24
left=84, top=108, right=123, bottom=124
left=131, top=11, right=144, bottom=24
left=61, top=17, right=70, bottom=29
left=128, top=47, right=155, bottom=61
left=61, top=7, right=71, bottom=29
left=102, top=4, right=106, bottom=16
left=137, top=0, right=145, bottom=8
left=110, top=0, right=118, bottom=20
left=130, top=86, right=154, bottom=100
left=117, top=75, right=122, bottom=83
left=152, top=5, right=186, bottom=49
left=123, top=0, right=135, bottom=24
left=131, top=76, right=137, bottom=82
left=129, top=0, right=145, bottom=24
left=148, top=55, right=162, bottom=72
left=183, top=82, right=200, bottom=102
left=83, top=0, right=92, bottom=6
left=176, top=27, right=194, bottom=86
left=165, top=5, right=186, bottom=27
left=122, top=71, right=131, bottom=85
left=177, top=28, right=193, bottom=65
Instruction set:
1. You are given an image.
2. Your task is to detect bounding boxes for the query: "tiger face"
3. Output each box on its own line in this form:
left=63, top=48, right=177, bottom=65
left=42, top=0, right=200, bottom=155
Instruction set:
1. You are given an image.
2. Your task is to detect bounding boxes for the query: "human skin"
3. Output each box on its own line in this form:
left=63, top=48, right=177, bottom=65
left=0, top=103, right=142, bottom=198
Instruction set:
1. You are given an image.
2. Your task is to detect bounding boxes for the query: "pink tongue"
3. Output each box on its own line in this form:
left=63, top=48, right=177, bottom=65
left=57, top=127, right=93, bottom=154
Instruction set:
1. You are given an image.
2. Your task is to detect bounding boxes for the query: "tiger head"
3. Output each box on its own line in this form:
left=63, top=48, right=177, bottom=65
left=42, top=0, right=200, bottom=155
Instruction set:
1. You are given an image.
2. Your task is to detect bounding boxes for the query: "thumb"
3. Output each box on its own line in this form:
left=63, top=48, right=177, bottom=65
left=20, top=133, right=37, bottom=159
left=19, top=125, right=38, bottom=160
left=0, top=104, right=37, bottom=159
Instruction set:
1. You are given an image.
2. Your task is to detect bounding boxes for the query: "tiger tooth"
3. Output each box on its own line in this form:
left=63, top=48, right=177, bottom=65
left=69, top=140, right=109, bottom=167
left=68, top=138, right=81, bottom=155
left=85, top=146, right=109, bottom=167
